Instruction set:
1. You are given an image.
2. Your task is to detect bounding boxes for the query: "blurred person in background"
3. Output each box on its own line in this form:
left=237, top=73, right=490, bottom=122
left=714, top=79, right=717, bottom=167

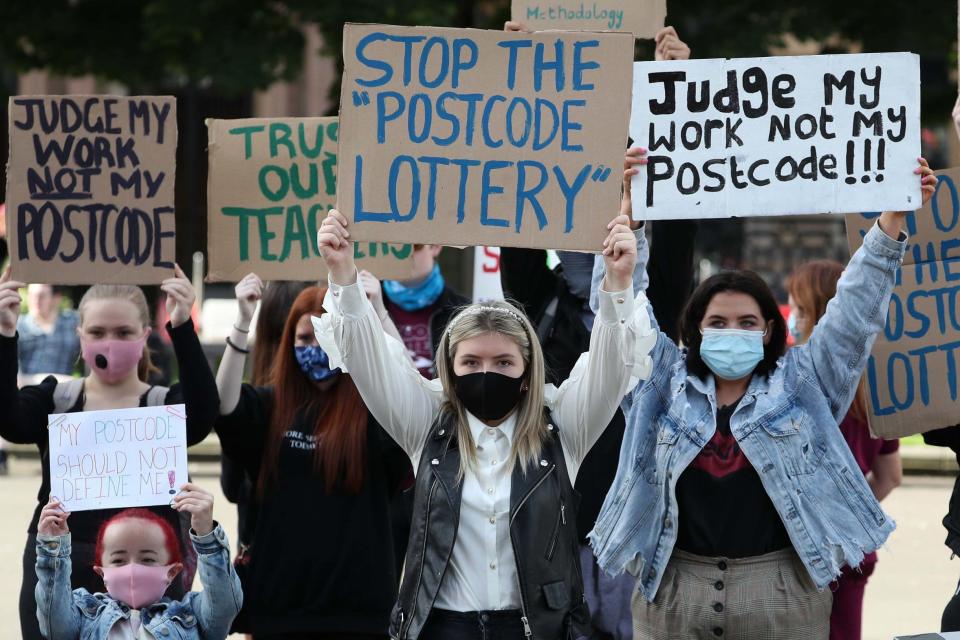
left=787, top=259, right=902, bottom=640
left=381, top=244, right=469, bottom=378
left=17, top=284, right=80, bottom=381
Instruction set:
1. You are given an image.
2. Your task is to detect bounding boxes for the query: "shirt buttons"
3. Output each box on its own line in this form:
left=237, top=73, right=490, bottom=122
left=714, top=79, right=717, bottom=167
left=717, top=560, right=728, bottom=571
left=713, top=602, right=724, bottom=613
left=487, top=487, right=494, bottom=494
left=489, top=562, right=496, bottom=570
left=540, top=460, right=548, bottom=467
left=714, top=580, right=724, bottom=591
left=489, top=516, right=496, bottom=524
left=713, top=628, right=723, bottom=636
left=491, top=460, right=498, bottom=466
left=616, top=297, right=625, bottom=304
left=487, top=428, right=496, bottom=436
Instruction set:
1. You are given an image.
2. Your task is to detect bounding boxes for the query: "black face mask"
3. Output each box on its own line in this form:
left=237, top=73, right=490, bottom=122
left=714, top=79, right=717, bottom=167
left=453, top=371, right=525, bottom=421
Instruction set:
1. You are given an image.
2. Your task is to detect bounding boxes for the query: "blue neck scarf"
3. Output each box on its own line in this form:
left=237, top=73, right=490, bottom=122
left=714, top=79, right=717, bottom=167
left=384, top=264, right=445, bottom=311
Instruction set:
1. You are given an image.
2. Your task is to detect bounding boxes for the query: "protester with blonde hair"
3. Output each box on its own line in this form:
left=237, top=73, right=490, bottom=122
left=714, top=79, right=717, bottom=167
left=316, top=209, right=655, bottom=640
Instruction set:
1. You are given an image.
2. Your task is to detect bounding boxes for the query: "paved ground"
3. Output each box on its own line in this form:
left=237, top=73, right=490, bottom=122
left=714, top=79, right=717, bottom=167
left=0, top=459, right=955, bottom=639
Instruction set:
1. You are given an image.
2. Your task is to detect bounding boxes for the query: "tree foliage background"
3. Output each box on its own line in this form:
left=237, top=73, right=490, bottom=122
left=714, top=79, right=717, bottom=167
left=0, top=0, right=955, bottom=274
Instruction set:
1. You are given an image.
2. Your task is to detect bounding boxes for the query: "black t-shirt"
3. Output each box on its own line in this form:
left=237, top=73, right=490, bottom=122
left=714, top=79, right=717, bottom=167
left=215, top=383, right=411, bottom=636
left=675, top=399, right=792, bottom=558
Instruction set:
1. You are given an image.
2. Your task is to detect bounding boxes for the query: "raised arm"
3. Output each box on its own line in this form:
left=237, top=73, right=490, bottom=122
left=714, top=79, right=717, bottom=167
left=0, top=269, right=55, bottom=444
left=217, top=273, right=262, bottom=415
left=35, top=500, right=81, bottom=640
left=799, top=159, right=936, bottom=419
left=317, top=210, right=442, bottom=460
left=552, top=215, right=657, bottom=481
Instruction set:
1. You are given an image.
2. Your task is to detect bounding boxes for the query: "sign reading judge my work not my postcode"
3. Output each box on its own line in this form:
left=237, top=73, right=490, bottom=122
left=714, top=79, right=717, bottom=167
left=6, top=95, right=177, bottom=284
left=632, top=53, right=921, bottom=221
left=338, top=24, right=634, bottom=252
left=845, top=167, right=960, bottom=438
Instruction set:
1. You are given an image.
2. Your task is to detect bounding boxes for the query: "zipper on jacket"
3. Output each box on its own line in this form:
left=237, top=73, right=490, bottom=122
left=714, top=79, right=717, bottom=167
left=545, top=502, right=565, bottom=561
left=510, top=463, right=556, bottom=638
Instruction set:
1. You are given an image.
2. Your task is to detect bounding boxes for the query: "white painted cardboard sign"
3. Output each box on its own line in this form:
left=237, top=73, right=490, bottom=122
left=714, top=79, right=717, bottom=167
left=630, top=53, right=921, bottom=220
left=48, top=404, right=188, bottom=512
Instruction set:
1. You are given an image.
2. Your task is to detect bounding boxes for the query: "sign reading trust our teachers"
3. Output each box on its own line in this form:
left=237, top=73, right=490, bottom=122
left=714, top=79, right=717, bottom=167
left=337, top=24, right=634, bottom=252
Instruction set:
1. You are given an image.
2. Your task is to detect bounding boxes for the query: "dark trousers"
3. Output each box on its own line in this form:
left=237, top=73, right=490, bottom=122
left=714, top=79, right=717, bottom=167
left=828, top=561, right=875, bottom=640
left=943, top=576, right=960, bottom=631
left=420, top=608, right=527, bottom=640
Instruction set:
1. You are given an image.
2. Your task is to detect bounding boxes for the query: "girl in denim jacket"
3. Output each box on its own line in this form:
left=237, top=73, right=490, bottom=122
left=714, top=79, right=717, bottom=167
left=589, top=149, right=936, bottom=640
left=34, top=483, right=242, bottom=639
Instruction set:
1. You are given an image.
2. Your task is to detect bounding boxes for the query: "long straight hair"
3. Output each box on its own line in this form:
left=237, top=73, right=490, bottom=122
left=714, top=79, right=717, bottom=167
left=78, top=285, right=158, bottom=382
left=435, top=301, right=547, bottom=477
left=258, top=286, right=369, bottom=495
left=250, top=281, right=310, bottom=386
left=787, top=260, right=868, bottom=422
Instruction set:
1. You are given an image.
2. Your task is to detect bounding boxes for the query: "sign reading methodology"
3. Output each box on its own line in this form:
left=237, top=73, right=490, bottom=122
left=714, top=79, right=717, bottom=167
left=207, top=117, right=415, bottom=281
left=48, top=404, right=188, bottom=512
left=632, top=53, right=921, bottom=220
left=511, top=0, right=667, bottom=38
left=846, top=167, right=960, bottom=438
left=338, top=24, right=634, bottom=252
left=6, top=95, right=177, bottom=284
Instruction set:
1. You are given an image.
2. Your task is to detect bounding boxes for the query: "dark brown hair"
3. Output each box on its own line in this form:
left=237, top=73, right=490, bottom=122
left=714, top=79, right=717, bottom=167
left=680, top=271, right=788, bottom=380
left=250, top=281, right=310, bottom=386
left=258, top=286, right=368, bottom=495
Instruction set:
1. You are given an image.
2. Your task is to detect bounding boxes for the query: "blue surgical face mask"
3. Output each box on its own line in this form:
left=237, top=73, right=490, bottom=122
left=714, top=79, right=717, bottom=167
left=787, top=312, right=802, bottom=342
left=294, top=345, right=341, bottom=383
left=383, top=264, right=445, bottom=312
left=699, top=328, right=766, bottom=381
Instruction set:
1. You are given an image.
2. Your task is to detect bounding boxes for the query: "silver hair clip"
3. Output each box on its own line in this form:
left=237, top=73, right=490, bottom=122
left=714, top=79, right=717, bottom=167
left=446, top=305, right=526, bottom=334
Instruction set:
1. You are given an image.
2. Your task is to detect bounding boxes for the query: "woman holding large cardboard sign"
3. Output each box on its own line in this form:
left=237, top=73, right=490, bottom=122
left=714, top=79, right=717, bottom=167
left=316, top=208, right=655, bottom=640
left=588, top=150, right=936, bottom=639
left=215, top=276, right=411, bottom=639
left=0, top=265, right=220, bottom=640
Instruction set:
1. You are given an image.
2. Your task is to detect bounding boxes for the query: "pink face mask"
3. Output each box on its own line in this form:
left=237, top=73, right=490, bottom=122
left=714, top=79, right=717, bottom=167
left=81, top=335, right=147, bottom=384
left=101, top=563, right=173, bottom=609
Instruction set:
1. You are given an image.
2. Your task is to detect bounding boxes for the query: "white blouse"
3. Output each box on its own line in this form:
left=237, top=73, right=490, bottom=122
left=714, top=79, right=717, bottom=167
left=314, top=275, right=655, bottom=612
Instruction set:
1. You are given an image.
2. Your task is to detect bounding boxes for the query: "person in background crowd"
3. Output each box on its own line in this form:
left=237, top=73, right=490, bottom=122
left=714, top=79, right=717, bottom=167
left=34, top=485, right=242, bottom=639
left=382, top=244, right=469, bottom=378
left=499, top=22, right=696, bottom=640
left=219, top=280, right=308, bottom=636
left=0, top=204, right=7, bottom=271
left=0, top=265, right=220, bottom=640
left=589, top=150, right=935, bottom=640
left=215, top=272, right=409, bottom=639
left=18, top=284, right=81, bottom=379
left=787, top=259, right=902, bottom=640
left=317, top=207, right=653, bottom=640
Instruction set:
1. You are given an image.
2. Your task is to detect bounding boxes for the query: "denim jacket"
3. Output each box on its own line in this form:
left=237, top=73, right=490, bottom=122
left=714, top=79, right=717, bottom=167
left=588, top=222, right=904, bottom=601
left=35, top=523, right=242, bottom=639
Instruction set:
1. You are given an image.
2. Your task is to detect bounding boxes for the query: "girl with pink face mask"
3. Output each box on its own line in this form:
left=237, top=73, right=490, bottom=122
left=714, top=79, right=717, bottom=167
left=34, top=484, right=242, bottom=638
left=0, top=266, right=221, bottom=640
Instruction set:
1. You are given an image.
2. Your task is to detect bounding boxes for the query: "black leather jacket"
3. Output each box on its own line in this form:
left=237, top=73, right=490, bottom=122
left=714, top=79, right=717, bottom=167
left=389, top=411, right=590, bottom=640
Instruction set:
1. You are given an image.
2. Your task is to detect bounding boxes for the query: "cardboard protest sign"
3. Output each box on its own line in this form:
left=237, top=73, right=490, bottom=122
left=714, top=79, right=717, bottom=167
left=338, top=24, right=634, bottom=252
left=6, top=96, right=177, bottom=284
left=511, top=0, right=666, bottom=39
left=845, top=167, right=960, bottom=438
left=47, top=404, right=188, bottom=512
left=206, top=117, right=415, bottom=282
left=632, top=53, right=921, bottom=221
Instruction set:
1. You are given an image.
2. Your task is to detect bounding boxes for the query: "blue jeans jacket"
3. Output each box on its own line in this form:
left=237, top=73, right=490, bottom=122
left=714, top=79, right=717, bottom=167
left=588, top=222, right=904, bottom=602
left=35, top=523, right=242, bottom=639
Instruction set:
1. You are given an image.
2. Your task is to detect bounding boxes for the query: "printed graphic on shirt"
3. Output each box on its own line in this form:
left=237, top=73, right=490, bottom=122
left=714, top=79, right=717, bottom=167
left=688, top=428, right=753, bottom=479
left=284, top=430, right=322, bottom=452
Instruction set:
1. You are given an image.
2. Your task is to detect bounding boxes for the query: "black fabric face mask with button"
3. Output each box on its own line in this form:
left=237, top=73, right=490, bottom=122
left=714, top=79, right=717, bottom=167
left=452, top=371, right=526, bottom=421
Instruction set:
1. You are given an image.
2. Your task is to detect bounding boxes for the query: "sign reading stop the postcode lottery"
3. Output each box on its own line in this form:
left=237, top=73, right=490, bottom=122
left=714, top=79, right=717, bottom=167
left=48, top=404, right=188, bottom=512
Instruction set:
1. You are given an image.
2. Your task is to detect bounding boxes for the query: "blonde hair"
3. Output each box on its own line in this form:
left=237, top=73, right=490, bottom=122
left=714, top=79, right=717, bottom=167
left=436, top=300, right=548, bottom=478
left=78, top=285, right=158, bottom=382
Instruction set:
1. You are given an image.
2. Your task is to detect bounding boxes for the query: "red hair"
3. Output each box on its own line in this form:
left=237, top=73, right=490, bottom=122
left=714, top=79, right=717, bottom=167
left=94, top=509, right=182, bottom=567
left=258, top=286, right=369, bottom=495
